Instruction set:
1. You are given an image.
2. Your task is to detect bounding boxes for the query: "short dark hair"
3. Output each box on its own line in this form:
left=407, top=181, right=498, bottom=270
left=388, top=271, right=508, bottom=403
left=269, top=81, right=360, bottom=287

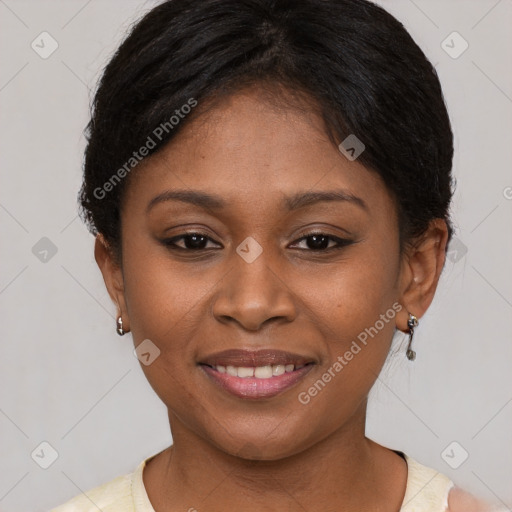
left=79, top=0, right=454, bottom=261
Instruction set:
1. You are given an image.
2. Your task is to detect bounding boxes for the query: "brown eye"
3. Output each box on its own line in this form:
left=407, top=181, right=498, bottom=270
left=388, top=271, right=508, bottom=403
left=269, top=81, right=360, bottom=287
left=290, top=232, right=353, bottom=252
left=163, top=232, right=220, bottom=251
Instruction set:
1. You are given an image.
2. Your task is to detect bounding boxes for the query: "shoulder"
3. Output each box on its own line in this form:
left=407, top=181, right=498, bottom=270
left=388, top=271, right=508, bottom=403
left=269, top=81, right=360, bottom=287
left=400, top=452, right=503, bottom=512
left=400, top=454, right=454, bottom=511
left=50, top=471, right=134, bottom=511
left=447, top=486, right=503, bottom=512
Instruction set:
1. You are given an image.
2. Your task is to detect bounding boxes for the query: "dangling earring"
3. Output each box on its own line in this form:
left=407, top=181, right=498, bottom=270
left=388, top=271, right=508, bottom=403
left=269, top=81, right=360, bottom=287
left=406, top=313, right=418, bottom=360
left=116, top=316, right=125, bottom=336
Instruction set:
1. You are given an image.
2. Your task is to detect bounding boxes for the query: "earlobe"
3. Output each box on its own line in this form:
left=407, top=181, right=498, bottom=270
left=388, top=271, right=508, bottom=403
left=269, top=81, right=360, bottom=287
left=396, top=219, right=449, bottom=331
left=94, top=234, right=130, bottom=332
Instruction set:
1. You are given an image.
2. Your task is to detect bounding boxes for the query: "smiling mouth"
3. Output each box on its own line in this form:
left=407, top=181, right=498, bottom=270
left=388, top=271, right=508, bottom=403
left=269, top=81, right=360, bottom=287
left=198, top=349, right=316, bottom=399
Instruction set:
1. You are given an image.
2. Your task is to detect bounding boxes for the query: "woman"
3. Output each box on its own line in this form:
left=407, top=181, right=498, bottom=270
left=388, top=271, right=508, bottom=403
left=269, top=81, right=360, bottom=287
left=51, top=0, right=502, bottom=510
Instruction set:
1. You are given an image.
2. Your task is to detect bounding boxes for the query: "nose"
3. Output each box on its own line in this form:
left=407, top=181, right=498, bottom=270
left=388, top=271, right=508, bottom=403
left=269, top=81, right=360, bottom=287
left=212, top=248, right=297, bottom=332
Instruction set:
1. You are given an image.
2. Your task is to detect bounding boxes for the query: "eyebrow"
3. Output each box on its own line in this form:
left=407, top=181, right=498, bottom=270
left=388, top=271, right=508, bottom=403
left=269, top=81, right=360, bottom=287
left=146, top=188, right=368, bottom=214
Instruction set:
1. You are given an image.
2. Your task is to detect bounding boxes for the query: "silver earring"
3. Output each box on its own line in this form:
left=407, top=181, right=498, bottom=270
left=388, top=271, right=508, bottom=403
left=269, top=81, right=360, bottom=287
left=406, top=313, right=418, bottom=360
left=116, top=316, right=125, bottom=336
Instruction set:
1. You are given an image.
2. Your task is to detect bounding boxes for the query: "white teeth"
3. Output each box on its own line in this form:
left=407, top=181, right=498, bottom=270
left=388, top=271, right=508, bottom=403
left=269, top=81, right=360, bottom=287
left=237, top=367, right=254, bottom=378
left=272, top=365, right=285, bottom=376
left=226, top=365, right=238, bottom=376
left=215, top=364, right=305, bottom=378
left=254, top=365, right=273, bottom=379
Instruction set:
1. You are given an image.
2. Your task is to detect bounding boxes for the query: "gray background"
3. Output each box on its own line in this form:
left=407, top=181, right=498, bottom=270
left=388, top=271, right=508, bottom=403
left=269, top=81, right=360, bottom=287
left=0, top=0, right=511, bottom=510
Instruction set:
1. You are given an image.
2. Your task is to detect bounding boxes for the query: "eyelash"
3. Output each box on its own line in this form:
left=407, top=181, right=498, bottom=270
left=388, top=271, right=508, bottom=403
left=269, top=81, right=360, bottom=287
left=161, top=231, right=353, bottom=253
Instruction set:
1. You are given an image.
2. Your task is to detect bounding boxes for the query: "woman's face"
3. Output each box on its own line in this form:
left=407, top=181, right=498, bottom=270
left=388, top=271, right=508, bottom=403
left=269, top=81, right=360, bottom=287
left=107, top=86, right=411, bottom=459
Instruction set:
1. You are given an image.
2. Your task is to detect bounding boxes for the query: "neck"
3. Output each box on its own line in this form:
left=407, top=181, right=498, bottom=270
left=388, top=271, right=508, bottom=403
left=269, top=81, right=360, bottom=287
left=144, top=401, right=407, bottom=512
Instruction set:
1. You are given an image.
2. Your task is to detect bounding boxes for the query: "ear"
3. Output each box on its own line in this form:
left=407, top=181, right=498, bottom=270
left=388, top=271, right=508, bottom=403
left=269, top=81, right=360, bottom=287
left=396, top=219, right=449, bottom=332
left=94, top=234, right=130, bottom=332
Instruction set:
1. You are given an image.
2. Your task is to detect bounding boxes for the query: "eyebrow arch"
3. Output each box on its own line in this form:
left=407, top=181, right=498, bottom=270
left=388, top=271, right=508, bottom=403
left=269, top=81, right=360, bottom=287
left=146, top=188, right=368, bottom=213
left=284, top=190, right=367, bottom=212
left=146, top=190, right=225, bottom=213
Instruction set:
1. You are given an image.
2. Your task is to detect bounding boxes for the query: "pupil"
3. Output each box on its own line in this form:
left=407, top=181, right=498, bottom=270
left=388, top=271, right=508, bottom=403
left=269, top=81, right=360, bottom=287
left=186, top=234, right=206, bottom=249
left=308, top=235, right=329, bottom=250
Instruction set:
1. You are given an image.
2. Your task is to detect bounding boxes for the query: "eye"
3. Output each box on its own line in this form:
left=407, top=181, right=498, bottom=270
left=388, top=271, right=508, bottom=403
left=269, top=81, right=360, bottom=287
left=290, top=231, right=353, bottom=251
left=162, top=232, right=221, bottom=251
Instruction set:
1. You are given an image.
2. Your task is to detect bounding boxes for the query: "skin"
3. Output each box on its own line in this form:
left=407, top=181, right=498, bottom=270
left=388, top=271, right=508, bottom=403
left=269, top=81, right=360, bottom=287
left=95, top=84, right=450, bottom=511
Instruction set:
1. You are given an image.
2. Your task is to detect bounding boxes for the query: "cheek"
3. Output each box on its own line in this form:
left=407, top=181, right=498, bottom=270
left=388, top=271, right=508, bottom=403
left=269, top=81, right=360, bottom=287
left=289, top=256, right=400, bottom=435
left=121, top=253, right=209, bottom=406
left=296, top=241, right=401, bottom=395
left=123, top=249, right=211, bottom=344
left=302, top=244, right=399, bottom=338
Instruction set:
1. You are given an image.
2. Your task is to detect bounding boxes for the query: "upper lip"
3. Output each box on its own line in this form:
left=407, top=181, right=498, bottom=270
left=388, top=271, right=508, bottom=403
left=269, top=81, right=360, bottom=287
left=199, top=349, right=315, bottom=368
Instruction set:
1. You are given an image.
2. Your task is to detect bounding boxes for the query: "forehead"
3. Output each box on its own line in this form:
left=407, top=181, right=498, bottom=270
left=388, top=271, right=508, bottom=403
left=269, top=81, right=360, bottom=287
left=122, top=86, right=394, bottom=220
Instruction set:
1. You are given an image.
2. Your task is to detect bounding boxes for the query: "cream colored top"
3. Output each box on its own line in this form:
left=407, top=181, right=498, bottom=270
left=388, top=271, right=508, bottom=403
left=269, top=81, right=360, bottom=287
left=49, top=452, right=464, bottom=511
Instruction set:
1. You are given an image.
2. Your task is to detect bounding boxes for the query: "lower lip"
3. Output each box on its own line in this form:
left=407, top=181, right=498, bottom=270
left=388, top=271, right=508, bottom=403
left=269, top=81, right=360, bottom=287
left=200, top=364, right=314, bottom=399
